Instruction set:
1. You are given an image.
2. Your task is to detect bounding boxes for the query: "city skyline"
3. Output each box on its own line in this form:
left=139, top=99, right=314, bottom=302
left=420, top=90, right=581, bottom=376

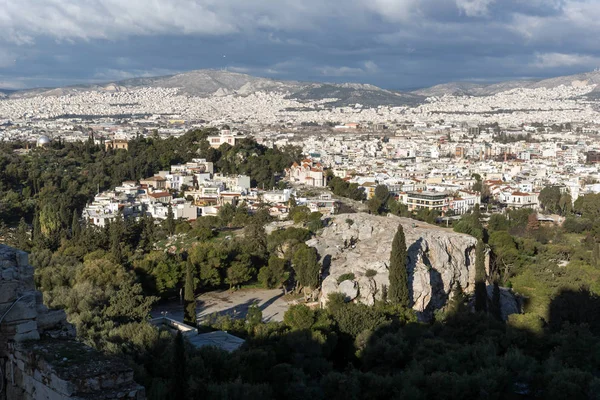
left=0, top=0, right=599, bottom=90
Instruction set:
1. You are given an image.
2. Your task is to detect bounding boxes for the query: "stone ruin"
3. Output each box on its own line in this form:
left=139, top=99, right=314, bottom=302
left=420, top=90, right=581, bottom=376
left=0, top=244, right=145, bottom=400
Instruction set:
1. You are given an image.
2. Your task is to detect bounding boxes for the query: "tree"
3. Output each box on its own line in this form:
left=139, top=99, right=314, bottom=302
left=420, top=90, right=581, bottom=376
left=559, top=193, right=573, bottom=216
left=490, top=280, right=502, bottom=321
left=526, top=212, right=540, bottom=233
left=184, top=261, right=197, bottom=326
left=32, top=211, right=43, bottom=248
left=446, top=283, right=466, bottom=317
left=109, top=214, right=125, bottom=264
left=258, top=256, right=289, bottom=290
left=388, top=224, right=409, bottom=307
left=453, top=206, right=483, bottom=240
left=172, top=331, right=187, bottom=400
left=539, top=186, right=561, bottom=213
left=165, top=204, right=175, bottom=236
left=16, top=217, right=30, bottom=251
left=226, top=254, right=254, bottom=289
left=474, top=240, right=487, bottom=313
left=291, top=244, right=321, bottom=298
left=71, top=210, right=81, bottom=240
left=246, top=302, right=263, bottom=327
left=367, top=185, right=390, bottom=215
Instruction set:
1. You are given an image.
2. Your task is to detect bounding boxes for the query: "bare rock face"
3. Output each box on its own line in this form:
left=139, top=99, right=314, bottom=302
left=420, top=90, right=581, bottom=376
left=309, top=214, right=480, bottom=318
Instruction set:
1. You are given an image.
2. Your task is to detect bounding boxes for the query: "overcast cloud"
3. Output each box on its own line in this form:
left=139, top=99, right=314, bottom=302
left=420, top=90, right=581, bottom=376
left=0, top=0, right=599, bottom=89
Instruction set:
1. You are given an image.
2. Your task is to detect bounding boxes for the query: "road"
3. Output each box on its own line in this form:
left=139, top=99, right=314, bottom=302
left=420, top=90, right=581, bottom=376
left=152, top=288, right=292, bottom=324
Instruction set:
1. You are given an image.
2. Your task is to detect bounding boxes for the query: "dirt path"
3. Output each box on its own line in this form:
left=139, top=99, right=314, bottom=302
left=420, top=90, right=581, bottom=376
left=152, top=288, right=293, bottom=323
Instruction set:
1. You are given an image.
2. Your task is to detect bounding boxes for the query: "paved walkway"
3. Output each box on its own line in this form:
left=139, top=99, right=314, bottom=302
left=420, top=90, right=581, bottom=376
left=152, top=288, right=291, bottom=323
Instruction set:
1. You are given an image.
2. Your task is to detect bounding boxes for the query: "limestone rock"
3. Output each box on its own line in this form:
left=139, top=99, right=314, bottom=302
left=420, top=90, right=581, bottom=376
left=337, top=280, right=359, bottom=301
left=311, top=213, right=480, bottom=319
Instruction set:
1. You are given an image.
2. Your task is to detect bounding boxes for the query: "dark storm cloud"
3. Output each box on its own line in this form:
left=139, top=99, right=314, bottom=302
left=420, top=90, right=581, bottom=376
left=0, top=0, right=598, bottom=90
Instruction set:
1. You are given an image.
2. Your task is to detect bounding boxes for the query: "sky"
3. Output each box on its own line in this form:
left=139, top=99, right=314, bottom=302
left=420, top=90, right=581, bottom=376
left=0, top=0, right=599, bottom=90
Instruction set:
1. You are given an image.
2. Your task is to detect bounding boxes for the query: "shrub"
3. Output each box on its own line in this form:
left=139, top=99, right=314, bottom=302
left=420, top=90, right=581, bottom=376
left=365, top=269, right=377, bottom=278
left=337, top=273, right=356, bottom=284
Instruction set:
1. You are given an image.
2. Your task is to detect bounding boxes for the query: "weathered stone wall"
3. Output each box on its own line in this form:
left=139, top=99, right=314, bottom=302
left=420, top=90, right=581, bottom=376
left=0, top=244, right=145, bottom=400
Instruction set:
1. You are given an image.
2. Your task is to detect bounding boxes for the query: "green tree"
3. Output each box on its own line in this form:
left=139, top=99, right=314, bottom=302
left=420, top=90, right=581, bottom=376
left=388, top=224, right=409, bottom=307
left=246, top=302, right=263, bottom=327
left=258, top=256, right=289, bottom=290
left=71, top=209, right=81, bottom=240
left=283, top=304, right=315, bottom=330
left=446, top=282, right=466, bottom=316
left=559, top=193, right=573, bottom=216
left=184, top=261, right=197, bottom=326
left=32, top=211, right=43, bottom=249
left=367, top=185, right=390, bottom=215
left=165, top=204, right=175, bottom=236
left=291, top=244, right=321, bottom=298
left=539, top=186, right=561, bottom=213
left=16, top=217, right=30, bottom=251
left=474, top=240, right=487, bottom=313
left=226, top=254, right=254, bottom=289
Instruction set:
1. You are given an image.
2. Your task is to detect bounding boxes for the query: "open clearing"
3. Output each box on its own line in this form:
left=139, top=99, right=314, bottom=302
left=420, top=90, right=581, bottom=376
left=152, top=288, right=294, bottom=323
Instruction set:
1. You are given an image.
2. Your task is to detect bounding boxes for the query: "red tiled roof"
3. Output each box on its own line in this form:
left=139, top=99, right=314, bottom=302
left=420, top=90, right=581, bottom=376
left=148, top=192, right=171, bottom=199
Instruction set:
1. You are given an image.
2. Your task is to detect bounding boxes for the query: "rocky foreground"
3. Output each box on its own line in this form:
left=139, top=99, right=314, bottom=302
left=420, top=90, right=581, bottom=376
left=308, top=213, right=501, bottom=319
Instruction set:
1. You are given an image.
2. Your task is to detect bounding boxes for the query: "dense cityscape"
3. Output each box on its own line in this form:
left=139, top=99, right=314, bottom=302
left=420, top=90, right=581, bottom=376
left=3, top=1, right=600, bottom=399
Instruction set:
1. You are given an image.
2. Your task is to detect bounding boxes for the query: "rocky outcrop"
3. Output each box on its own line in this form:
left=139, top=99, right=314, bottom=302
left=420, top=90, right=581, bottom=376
left=0, top=244, right=145, bottom=400
left=310, top=214, right=483, bottom=318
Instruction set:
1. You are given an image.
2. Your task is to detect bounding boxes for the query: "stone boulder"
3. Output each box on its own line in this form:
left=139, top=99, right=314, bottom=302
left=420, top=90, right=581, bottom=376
left=310, top=214, right=483, bottom=319
left=337, top=280, right=359, bottom=301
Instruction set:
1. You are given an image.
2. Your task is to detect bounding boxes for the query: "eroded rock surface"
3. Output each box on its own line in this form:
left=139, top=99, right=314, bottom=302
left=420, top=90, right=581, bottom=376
left=309, top=214, right=480, bottom=317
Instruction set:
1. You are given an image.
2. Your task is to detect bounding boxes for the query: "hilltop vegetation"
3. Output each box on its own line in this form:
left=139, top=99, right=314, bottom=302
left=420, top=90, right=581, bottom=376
left=3, top=130, right=600, bottom=398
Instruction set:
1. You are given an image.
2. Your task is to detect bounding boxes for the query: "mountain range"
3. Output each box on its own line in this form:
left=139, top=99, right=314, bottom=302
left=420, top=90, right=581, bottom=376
left=4, top=69, right=600, bottom=106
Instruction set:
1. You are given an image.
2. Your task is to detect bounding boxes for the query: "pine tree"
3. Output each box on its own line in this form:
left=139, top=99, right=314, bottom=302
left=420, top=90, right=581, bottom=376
left=388, top=224, right=410, bottom=307
left=71, top=210, right=81, bottom=241
left=474, top=240, right=488, bottom=313
left=183, top=261, right=197, bottom=326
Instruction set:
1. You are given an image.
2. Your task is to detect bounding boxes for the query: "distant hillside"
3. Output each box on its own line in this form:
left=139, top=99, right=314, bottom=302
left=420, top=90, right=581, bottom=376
left=6, top=69, right=425, bottom=107
left=412, top=70, right=600, bottom=97
left=5, top=69, right=600, bottom=106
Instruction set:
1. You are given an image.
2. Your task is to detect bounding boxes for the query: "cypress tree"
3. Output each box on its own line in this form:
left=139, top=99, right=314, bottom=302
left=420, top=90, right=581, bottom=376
left=16, top=218, right=30, bottom=251
left=71, top=210, right=81, bottom=240
left=172, top=331, right=187, bottom=400
left=183, top=261, right=197, bottom=326
left=388, top=224, right=410, bottom=307
left=474, top=240, right=488, bottom=313
left=447, top=282, right=466, bottom=317
left=593, top=242, right=600, bottom=268
left=491, top=280, right=502, bottom=321
left=32, top=211, right=43, bottom=249
left=166, top=205, right=175, bottom=236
